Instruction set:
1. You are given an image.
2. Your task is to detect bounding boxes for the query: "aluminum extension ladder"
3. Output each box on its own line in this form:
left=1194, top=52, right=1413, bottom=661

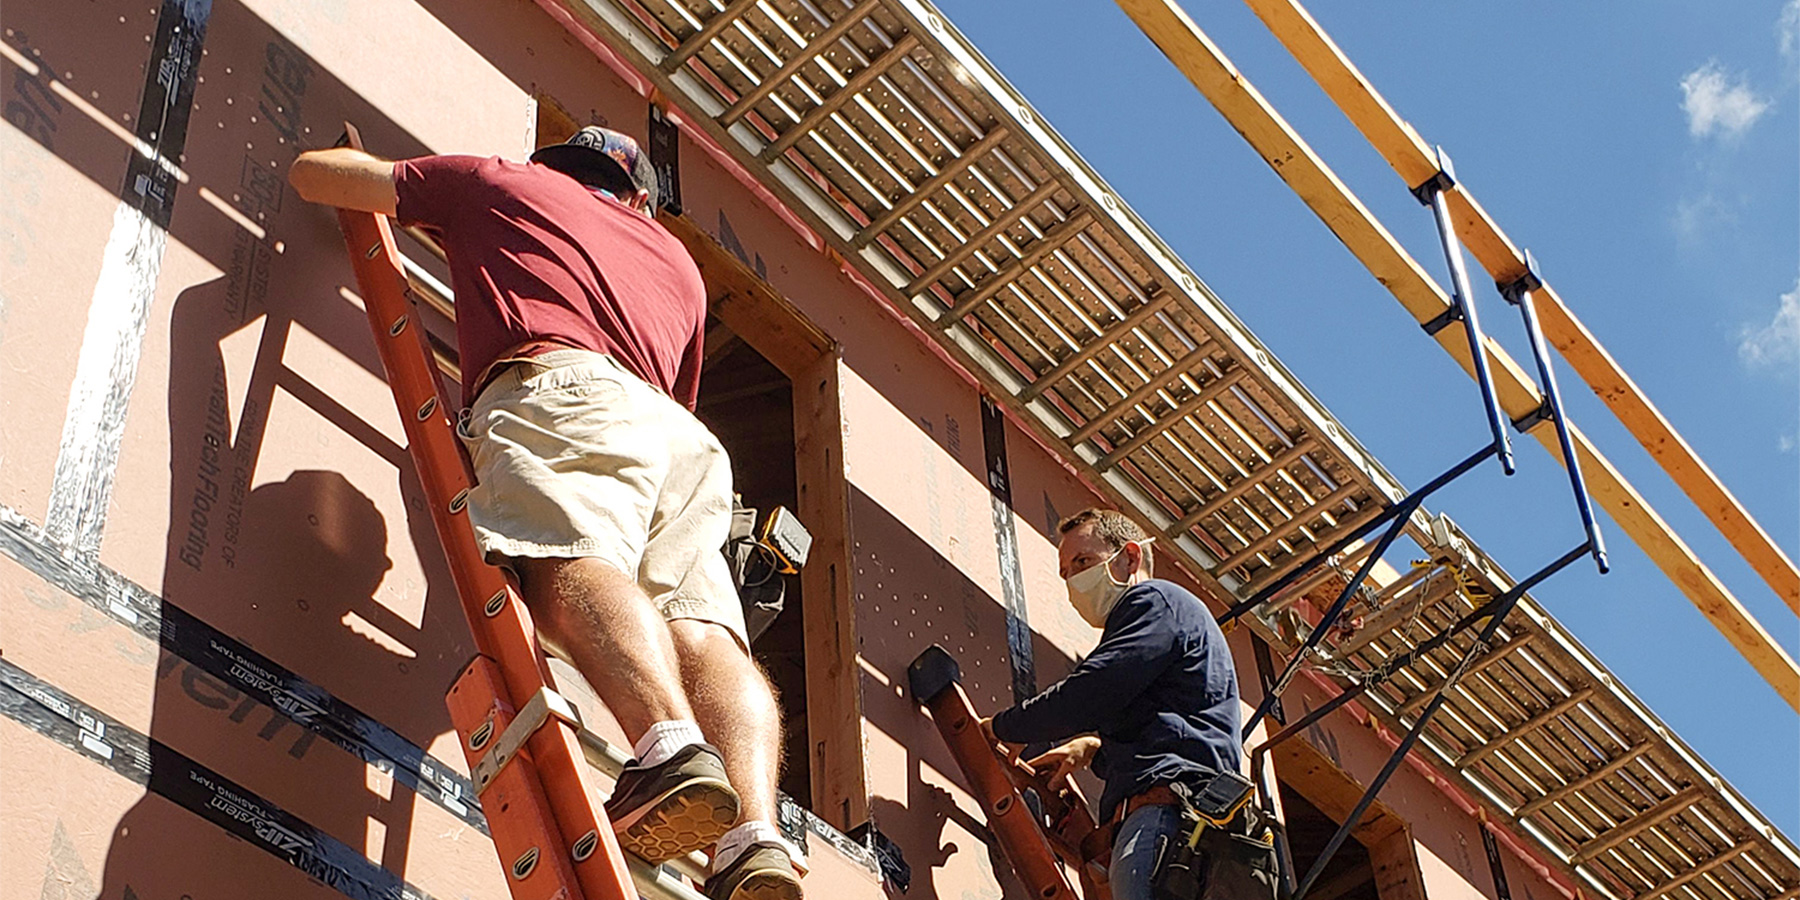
left=329, top=122, right=705, bottom=900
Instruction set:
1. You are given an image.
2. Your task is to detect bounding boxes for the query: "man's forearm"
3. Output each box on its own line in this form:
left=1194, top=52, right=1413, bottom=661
left=289, top=147, right=399, bottom=216
left=991, top=686, right=1088, bottom=745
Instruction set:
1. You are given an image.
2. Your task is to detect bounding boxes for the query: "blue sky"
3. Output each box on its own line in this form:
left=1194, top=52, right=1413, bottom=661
left=926, top=0, right=1800, bottom=833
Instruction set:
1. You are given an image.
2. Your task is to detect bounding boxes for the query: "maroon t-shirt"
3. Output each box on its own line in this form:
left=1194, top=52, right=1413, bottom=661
left=391, top=155, right=706, bottom=408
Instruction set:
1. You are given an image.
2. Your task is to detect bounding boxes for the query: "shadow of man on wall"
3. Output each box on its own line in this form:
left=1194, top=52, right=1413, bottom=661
left=89, top=0, right=469, bottom=889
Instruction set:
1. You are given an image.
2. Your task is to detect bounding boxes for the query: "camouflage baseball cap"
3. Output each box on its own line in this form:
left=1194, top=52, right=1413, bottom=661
left=530, top=125, right=661, bottom=208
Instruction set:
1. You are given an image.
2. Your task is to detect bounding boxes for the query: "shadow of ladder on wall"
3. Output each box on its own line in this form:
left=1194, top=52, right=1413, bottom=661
left=330, top=122, right=719, bottom=900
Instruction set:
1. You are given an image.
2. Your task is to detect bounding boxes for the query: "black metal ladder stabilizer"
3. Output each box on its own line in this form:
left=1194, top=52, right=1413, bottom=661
left=1227, top=147, right=1520, bottom=743
left=1215, top=147, right=1610, bottom=900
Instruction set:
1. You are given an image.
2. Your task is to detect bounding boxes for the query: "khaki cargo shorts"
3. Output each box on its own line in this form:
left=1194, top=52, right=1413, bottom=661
left=460, top=349, right=747, bottom=650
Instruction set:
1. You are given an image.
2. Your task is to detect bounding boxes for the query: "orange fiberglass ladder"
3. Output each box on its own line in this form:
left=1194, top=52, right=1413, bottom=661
left=909, top=645, right=1114, bottom=900
left=330, top=122, right=640, bottom=900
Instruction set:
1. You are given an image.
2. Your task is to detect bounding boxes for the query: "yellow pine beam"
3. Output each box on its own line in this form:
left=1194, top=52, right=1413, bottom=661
left=1112, top=0, right=1800, bottom=710
left=1238, top=0, right=1799, bottom=614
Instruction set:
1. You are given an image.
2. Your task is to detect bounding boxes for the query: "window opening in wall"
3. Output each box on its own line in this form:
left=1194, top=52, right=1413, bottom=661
left=1279, top=782, right=1380, bottom=900
left=695, top=319, right=811, bottom=803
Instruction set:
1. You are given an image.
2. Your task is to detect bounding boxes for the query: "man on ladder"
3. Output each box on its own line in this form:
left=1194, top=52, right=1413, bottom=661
left=289, top=125, right=804, bottom=900
left=981, top=509, right=1249, bottom=900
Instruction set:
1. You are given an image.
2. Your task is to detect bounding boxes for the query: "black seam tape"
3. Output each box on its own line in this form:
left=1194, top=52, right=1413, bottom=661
left=0, top=657, right=436, bottom=900
left=43, top=0, right=212, bottom=557
left=981, top=397, right=1036, bottom=703
left=648, top=104, right=682, bottom=215
left=127, top=0, right=207, bottom=228
left=0, top=505, right=486, bottom=833
left=1481, top=820, right=1513, bottom=900
left=0, top=504, right=885, bottom=876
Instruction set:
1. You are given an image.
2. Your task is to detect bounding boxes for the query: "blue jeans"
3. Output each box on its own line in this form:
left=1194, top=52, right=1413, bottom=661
left=1111, top=803, right=1184, bottom=900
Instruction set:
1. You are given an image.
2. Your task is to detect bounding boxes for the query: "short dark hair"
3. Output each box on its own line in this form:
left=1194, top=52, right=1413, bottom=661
left=1057, top=508, right=1153, bottom=570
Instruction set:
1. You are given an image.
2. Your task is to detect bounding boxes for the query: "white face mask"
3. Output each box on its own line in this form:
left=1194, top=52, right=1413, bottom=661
left=1065, top=539, right=1152, bottom=628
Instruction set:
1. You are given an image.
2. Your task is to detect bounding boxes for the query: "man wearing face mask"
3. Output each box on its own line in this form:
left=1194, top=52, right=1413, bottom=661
left=981, top=508, right=1242, bottom=900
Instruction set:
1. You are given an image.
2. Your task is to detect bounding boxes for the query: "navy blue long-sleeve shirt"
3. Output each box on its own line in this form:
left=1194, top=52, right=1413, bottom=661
left=991, top=579, right=1241, bottom=822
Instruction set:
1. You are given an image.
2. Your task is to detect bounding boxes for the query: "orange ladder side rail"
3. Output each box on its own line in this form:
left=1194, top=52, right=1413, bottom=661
left=909, top=645, right=1088, bottom=900
left=332, top=124, right=635, bottom=900
left=1026, top=766, right=1112, bottom=900
left=993, top=720, right=1112, bottom=900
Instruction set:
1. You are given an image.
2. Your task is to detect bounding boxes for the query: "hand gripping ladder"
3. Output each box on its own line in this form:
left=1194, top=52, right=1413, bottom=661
left=909, top=645, right=1114, bottom=900
left=330, top=123, right=635, bottom=900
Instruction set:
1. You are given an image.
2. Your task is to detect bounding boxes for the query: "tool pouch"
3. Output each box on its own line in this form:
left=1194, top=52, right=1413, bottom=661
left=725, top=500, right=785, bottom=642
left=725, top=501, right=816, bottom=642
left=1151, top=793, right=1280, bottom=900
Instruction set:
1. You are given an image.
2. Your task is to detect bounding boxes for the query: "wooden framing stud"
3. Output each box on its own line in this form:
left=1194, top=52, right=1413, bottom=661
left=1632, top=841, right=1753, bottom=900
left=1021, top=288, right=1177, bottom=402
left=1457, top=687, right=1596, bottom=769
left=1515, top=743, right=1652, bottom=819
left=1210, top=480, right=1364, bottom=574
left=1160, top=435, right=1319, bottom=533
left=1396, top=632, right=1536, bottom=716
left=1568, top=786, right=1705, bottom=865
left=903, top=180, right=1063, bottom=297
left=662, top=0, right=761, bottom=72
left=1095, top=364, right=1246, bottom=470
left=930, top=208, right=1096, bottom=326
left=1069, top=345, right=1216, bottom=446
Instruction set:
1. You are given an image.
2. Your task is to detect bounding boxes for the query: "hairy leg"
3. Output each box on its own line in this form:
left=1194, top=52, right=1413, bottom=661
left=667, top=620, right=782, bottom=825
left=513, top=556, right=693, bottom=738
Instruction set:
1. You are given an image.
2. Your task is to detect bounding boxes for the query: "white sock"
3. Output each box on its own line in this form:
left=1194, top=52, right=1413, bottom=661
left=712, top=821, right=808, bottom=875
left=633, top=719, right=705, bottom=768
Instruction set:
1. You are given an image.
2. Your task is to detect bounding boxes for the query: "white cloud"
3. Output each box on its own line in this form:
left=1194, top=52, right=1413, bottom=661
left=1739, top=278, right=1800, bottom=368
left=1673, top=192, right=1735, bottom=242
left=1781, top=0, right=1800, bottom=56
left=1680, top=62, right=1769, bottom=139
